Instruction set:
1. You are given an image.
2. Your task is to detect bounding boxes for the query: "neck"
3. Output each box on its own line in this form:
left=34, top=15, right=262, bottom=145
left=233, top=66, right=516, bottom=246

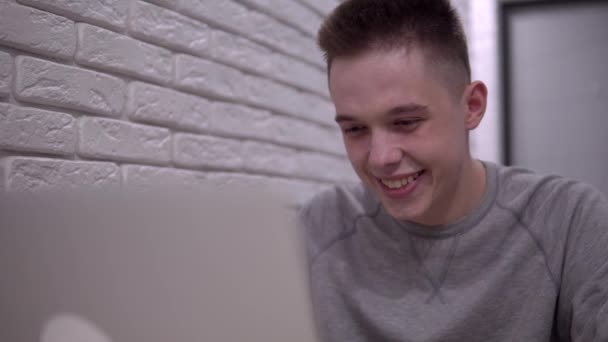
left=448, top=158, right=487, bottom=224
left=420, top=158, right=487, bottom=227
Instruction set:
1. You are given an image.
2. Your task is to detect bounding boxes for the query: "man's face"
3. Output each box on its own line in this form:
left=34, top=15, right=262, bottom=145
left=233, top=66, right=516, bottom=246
left=329, top=48, right=472, bottom=225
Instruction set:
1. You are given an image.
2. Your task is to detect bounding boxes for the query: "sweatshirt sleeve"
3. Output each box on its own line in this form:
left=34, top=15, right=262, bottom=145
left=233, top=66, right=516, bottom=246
left=557, top=183, right=608, bottom=341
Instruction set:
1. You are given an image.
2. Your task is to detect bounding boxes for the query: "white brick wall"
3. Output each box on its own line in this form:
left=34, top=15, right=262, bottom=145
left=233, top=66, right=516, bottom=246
left=0, top=51, right=11, bottom=97
left=150, top=0, right=324, bottom=67
left=2, top=157, right=121, bottom=192
left=0, top=0, right=352, bottom=207
left=173, top=133, right=244, bottom=170
left=76, top=23, right=173, bottom=84
left=15, top=56, right=126, bottom=117
left=173, top=54, right=333, bottom=126
left=296, top=0, right=340, bottom=17
left=18, top=0, right=128, bottom=31
left=129, top=1, right=327, bottom=97
left=0, top=103, right=77, bottom=155
left=235, top=0, right=322, bottom=37
left=0, top=2, right=76, bottom=60
left=78, top=117, right=172, bottom=165
left=126, top=81, right=212, bottom=132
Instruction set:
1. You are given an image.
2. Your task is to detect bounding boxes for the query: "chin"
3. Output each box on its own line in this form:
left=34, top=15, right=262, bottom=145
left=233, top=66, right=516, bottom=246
left=381, top=199, right=425, bottom=223
left=361, top=169, right=433, bottom=224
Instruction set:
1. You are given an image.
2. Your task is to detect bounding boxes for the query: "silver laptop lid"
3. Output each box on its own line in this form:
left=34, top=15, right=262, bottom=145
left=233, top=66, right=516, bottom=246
left=0, top=187, right=319, bottom=342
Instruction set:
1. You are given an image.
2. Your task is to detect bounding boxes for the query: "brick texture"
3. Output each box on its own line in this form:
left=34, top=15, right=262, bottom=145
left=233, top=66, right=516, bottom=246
left=165, top=0, right=323, bottom=67
left=173, top=133, right=243, bottom=170
left=0, top=103, right=77, bottom=156
left=0, top=2, right=76, bottom=59
left=0, top=0, right=368, bottom=208
left=15, top=56, right=125, bottom=117
left=127, top=81, right=211, bottom=132
left=1, top=157, right=120, bottom=192
left=242, top=140, right=299, bottom=176
left=174, top=54, right=333, bottom=126
left=297, top=0, right=339, bottom=16
left=127, top=85, right=342, bottom=154
left=17, top=0, right=128, bottom=31
left=129, top=1, right=326, bottom=96
left=242, top=140, right=354, bottom=182
left=79, top=117, right=171, bottom=165
left=0, top=51, right=10, bottom=97
left=76, top=23, right=172, bottom=84
left=236, top=0, right=322, bottom=37
left=208, top=102, right=343, bottom=154
left=129, top=1, right=211, bottom=56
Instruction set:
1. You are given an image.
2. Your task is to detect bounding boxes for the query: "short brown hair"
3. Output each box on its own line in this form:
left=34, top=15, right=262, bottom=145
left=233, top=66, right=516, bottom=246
left=318, top=0, right=471, bottom=89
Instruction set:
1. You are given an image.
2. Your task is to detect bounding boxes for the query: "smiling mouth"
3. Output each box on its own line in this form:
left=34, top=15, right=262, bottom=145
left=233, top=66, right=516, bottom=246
left=378, top=170, right=425, bottom=189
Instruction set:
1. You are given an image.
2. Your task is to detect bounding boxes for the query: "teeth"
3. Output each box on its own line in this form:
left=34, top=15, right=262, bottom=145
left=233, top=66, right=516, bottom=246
left=381, top=172, right=422, bottom=189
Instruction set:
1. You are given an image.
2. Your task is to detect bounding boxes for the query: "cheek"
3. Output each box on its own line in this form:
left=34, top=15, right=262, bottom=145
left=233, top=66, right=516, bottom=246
left=426, top=120, right=467, bottom=156
left=344, top=139, right=367, bottom=166
left=413, top=133, right=463, bottom=177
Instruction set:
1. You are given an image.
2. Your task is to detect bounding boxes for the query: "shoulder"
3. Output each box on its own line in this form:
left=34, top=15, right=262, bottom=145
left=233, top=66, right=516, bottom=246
left=299, top=182, right=377, bottom=259
left=302, top=181, right=374, bottom=216
left=300, top=182, right=376, bottom=231
left=492, top=162, right=607, bottom=228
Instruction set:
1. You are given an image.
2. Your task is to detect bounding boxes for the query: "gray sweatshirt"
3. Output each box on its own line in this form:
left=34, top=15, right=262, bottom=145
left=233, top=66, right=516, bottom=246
left=300, top=161, right=608, bottom=341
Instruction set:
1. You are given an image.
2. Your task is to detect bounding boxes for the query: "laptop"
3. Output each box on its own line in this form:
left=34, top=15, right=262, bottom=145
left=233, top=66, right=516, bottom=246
left=0, top=186, right=319, bottom=342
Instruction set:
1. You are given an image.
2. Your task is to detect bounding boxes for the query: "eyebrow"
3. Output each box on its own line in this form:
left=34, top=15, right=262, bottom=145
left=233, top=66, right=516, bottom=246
left=334, top=104, right=429, bottom=123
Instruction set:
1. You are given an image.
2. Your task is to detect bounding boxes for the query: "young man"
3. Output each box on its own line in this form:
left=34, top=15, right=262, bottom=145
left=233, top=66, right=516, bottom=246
left=300, top=0, right=608, bottom=341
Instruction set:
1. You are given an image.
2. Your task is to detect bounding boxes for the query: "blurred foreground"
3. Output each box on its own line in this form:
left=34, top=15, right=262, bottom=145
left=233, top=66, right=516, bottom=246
left=0, top=186, right=319, bottom=342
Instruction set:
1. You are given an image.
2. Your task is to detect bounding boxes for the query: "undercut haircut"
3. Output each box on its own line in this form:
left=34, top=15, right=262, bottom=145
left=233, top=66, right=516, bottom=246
left=318, top=0, right=471, bottom=92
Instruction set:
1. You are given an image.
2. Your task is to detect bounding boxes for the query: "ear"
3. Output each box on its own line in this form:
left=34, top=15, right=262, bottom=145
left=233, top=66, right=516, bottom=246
left=462, top=80, right=488, bottom=130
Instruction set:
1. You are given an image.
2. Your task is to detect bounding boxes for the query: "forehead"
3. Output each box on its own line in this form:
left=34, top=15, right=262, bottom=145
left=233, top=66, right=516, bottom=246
left=329, top=48, right=451, bottom=118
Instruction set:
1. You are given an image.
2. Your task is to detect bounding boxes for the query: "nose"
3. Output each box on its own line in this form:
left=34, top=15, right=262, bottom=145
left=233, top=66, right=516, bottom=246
left=368, top=131, right=403, bottom=171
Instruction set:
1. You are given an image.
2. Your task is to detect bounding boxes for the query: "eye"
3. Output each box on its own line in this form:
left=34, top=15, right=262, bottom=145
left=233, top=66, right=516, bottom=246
left=395, top=119, right=422, bottom=129
left=395, top=119, right=419, bottom=126
left=342, top=125, right=367, bottom=135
